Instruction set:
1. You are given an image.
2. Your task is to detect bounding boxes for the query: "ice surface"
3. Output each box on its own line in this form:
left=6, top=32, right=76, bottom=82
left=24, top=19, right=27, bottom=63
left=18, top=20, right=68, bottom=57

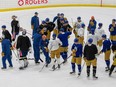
left=0, top=7, right=116, bottom=87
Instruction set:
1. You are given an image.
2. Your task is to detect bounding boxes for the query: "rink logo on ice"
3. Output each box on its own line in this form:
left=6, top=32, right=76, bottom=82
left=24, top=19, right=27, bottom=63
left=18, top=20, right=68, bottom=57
left=18, top=0, right=48, bottom=6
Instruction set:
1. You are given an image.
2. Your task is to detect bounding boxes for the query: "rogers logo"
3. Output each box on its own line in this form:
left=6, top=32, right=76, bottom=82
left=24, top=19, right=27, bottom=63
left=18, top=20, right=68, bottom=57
left=18, top=0, right=24, bottom=6
left=18, top=0, right=48, bottom=6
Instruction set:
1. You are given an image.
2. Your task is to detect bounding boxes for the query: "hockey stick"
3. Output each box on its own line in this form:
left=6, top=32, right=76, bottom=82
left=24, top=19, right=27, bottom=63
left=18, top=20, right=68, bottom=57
left=26, top=58, right=43, bottom=62
left=39, top=63, right=46, bottom=72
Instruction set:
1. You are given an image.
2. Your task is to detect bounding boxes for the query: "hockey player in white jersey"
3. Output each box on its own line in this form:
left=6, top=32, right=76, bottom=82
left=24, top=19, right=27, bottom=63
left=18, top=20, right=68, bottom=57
left=73, top=17, right=84, bottom=38
left=77, top=23, right=85, bottom=45
left=87, top=28, right=99, bottom=46
left=48, top=34, right=62, bottom=70
left=95, top=23, right=105, bottom=52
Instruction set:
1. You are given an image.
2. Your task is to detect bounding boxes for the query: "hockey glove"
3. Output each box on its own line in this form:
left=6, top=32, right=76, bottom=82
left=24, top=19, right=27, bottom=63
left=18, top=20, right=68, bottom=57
left=110, top=27, right=114, bottom=31
left=1, top=52, right=5, bottom=57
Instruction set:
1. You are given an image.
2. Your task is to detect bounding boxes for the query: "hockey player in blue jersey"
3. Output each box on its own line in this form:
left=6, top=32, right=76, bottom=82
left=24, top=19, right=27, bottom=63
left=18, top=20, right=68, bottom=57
left=39, top=35, right=51, bottom=67
left=1, top=34, right=13, bottom=69
left=31, top=12, right=39, bottom=35
left=109, top=19, right=116, bottom=42
left=87, top=16, right=97, bottom=34
left=58, top=28, right=72, bottom=63
left=109, top=39, right=116, bottom=76
left=70, top=38, right=83, bottom=76
left=98, top=34, right=111, bottom=71
left=33, top=29, right=42, bottom=64
left=53, top=13, right=61, bottom=23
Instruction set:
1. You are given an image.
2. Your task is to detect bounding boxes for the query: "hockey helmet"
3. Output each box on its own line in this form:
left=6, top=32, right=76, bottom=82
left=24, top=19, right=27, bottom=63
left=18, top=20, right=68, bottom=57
left=61, top=13, right=64, bottom=16
left=74, top=38, right=79, bottom=42
left=88, top=38, right=93, bottom=44
left=102, top=34, right=107, bottom=38
left=81, top=23, right=85, bottom=28
left=35, top=12, right=38, bottom=14
left=42, top=21, right=46, bottom=24
left=1, top=25, right=6, bottom=29
left=22, top=29, right=26, bottom=35
left=98, top=23, right=103, bottom=27
left=77, top=16, right=81, bottom=20
left=45, top=18, right=49, bottom=22
left=52, top=33, right=56, bottom=39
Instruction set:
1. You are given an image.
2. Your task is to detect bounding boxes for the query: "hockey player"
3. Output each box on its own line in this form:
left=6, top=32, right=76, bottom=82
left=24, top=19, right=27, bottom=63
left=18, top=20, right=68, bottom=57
left=39, top=35, right=51, bottom=67
left=87, top=16, right=97, bottom=34
left=70, top=38, right=83, bottom=75
left=53, top=13, right=61, bottom=23
left=48, top=34, right=62, bottom=70
left=84, top=38, right=98, bottom=78
left=2, top=25, right=12, bottom=42
left=1, top=34, right=13, bottom=69
left=109, top=19, right=116, bottom=42
left=32, top=29, right=42, bottom=64
left=62, top=20, right=72, bottom=32
left=31, top=12, right=39, bottom=35
left=109, top=40, right=116, bottom=76
left=53, top=13, right=61, bottom=36
left=73, top=17, right=84, bottom=38
left=95, top=23, right=105, bottom=52
left=98, top=34, right=111, bottom=71
left=77, top=23, right=85, bottom=45
left=11, top=15, right=20, bottom=41
left=87, top=28, right=99, bottom=46
left=16, top=29, right=31, bottom=70
left=45, top=18, right=55, bottom=40
left=58, top=28, right=72, bottom=63
left=38, top=21, right=47, bottom=36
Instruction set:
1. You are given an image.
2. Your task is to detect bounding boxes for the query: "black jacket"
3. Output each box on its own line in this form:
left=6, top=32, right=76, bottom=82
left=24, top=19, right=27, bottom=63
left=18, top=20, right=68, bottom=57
left=46, top=22, right=55, bottom=32
left=11, top=20, right=20, bottom=33
left=84, top=44, right=98, bottom=60
left=16, top=35, right=31, bottom=51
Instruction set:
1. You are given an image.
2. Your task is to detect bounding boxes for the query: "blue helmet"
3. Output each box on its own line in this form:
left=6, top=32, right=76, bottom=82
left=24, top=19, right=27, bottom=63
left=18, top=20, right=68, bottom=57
left=81, top=23, right=85, bottom=28
left=52, top=33, right=56, bottom=39
left=42, top=21, right=46, bottom=24
left=45, top=18, right=49, bottom=22
left=88, top=38, right=93, bottom=44
left=35, top=12, right=38, bottom=14
left=91, top=28, right=95, bottom=34
left=61, top=13, right=64, bottom=16
left=112, top=19, right=116, bottom=22
left=74, top=38, right=79, bottom=42
left=1, top=25, right=6, bottom=29
left=98, top=23, right=103, bottom=27
left=102, top=34, right=107, bottom=38
left=77, top=16, right=81, bottom=20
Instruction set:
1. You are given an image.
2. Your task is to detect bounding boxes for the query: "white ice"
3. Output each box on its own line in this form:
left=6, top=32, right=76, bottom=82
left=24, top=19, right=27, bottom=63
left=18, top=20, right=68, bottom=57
left=0, top=7, right=116, bottom=87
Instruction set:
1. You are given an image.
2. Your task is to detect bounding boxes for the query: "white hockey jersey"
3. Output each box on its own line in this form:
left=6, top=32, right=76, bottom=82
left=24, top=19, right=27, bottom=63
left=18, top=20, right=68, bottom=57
left=74, top=21, right=84, bottom=33
left=48, top=38, right=62, bottom=51
left=78, top=28, right=85, bottom=37
left=87, top=34, right=99, bottom=45
left=95, top=28, right=105, bottom=40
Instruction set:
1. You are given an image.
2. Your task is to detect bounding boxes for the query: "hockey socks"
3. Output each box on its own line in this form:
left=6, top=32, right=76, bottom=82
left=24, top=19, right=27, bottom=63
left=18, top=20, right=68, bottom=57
left=105, top=60, right=110, bottom=71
